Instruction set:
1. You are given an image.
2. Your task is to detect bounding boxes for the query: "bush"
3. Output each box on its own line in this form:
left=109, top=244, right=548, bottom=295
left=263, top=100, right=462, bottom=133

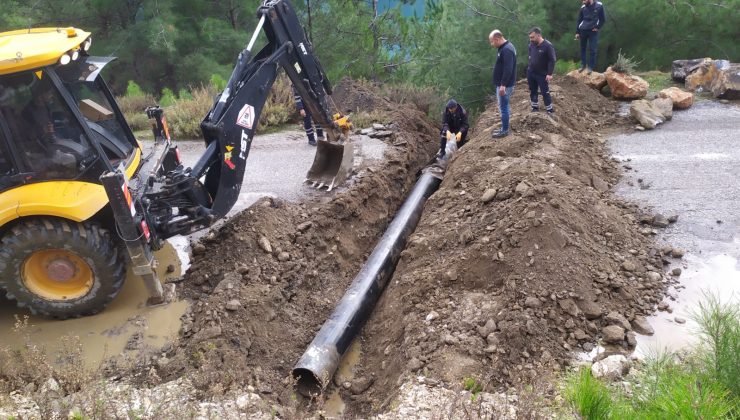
left=611, top=50, right=639, bottom=75
left=381, top=83, right=441, bottom=115
left=563, top=367, right=613, bottom=419
left=125, top=80, right=145, bottom=98
left=693, top=294, right=740, bottom=397
left=555, top=59, right=580, bottom=75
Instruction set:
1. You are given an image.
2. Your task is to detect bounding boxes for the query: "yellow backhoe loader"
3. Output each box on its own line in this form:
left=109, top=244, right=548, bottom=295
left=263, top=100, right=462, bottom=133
left=0, top=0, right=352, bottom=319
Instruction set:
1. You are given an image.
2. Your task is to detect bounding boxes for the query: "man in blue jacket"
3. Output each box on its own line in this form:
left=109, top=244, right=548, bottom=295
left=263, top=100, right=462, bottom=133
left=575, top=0, right=606, bottom=74
left=527, top=27, right=557, bottom=114
left=489, top=29, right=516, bottom=139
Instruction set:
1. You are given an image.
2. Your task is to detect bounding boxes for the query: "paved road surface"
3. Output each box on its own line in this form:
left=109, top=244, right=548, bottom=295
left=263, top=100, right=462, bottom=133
left=609, top=100, right=740, bottom=354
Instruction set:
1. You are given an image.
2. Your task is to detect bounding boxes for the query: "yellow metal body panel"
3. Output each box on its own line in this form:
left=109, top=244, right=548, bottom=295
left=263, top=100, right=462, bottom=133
left=0, top=27, right=91, bottom=75
left=0, top=147, right=141, bottom=227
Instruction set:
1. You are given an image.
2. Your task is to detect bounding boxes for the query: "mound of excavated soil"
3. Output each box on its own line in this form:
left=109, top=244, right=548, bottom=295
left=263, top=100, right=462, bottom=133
left=346, top=77, right=668, bottom=415
left=150, top=76, right=667, bottom=417
left=156, top=79, right=439, bottom=407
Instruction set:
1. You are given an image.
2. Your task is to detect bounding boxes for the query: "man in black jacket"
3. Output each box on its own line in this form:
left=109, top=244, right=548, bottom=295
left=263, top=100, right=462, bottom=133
left=489, top=29, right=516, bottom=138
left=527, top=27, right=557, bottom=114
left=438, top=98, right=468, bottom=157
left=575, top=0, right=606, bottom=74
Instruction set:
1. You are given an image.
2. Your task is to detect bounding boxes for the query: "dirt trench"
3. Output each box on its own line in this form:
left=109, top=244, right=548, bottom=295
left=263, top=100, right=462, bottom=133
left=154, top=79, right=440, bottom=409
left=147, top=77, right=668, bottom=417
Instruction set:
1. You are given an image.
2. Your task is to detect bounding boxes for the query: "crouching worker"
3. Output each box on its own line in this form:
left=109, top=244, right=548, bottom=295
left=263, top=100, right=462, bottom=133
left=438, top=99, right=469, bottom=158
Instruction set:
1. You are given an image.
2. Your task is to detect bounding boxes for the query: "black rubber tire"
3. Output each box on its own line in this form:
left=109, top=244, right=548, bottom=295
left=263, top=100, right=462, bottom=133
left=0, top=219, right=126, bottom=319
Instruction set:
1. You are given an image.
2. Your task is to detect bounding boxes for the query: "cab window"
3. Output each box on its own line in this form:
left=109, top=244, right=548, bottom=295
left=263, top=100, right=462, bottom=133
left=0, top=71, right=96, bottom=180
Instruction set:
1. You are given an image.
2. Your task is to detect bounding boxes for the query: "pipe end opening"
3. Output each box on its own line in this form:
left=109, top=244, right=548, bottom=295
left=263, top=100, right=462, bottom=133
left=292, top=368, right=323, bottom=397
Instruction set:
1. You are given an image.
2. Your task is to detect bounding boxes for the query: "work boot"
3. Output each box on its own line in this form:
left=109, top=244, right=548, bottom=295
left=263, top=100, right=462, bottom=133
left=578, top=65, right=587, bottom=73
left=587, top=67, right=593, bottom=75
left=308, top=138, right=317, bottom=146
left=491, top=130, right=509, bottom=139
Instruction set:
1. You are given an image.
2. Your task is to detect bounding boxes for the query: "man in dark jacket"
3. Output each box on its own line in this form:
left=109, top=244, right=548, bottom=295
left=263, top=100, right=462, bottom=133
left=527, top=27, right=557, bottom=114
left=438, top=98, right=468, bottom=157
left=292, top=84, right=323, bottom=146
left=489, top=29, right=516, bottom=138
left=575, top=0, right=606, bottom=74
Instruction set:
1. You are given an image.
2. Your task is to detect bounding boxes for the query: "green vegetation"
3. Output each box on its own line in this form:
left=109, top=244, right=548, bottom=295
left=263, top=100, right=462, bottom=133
left=611, top=50, right=639, bottom=75
left=0, top=0, right=734, bottom=114
left=562, top=296, right=740, bottom=419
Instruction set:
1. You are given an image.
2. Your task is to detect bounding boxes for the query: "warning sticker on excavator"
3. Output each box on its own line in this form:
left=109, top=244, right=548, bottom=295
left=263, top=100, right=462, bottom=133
left=236, top=104, right=255, bottom=129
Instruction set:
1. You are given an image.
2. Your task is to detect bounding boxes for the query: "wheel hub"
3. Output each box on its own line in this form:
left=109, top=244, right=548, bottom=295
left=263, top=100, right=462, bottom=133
left=22, top=249, right=94, bottom=301
left=46, top=258, right=77, bottom=282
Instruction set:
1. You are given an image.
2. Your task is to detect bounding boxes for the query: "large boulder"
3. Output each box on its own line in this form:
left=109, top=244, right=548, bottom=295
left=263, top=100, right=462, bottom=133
left=630, top=99, right=669, bottom=129
left=685, top=59, right=723, bottom=92
left=711, top=62, right=740, bottom=99
left=567, top=69, right=607, bottom=90
left=605, top=67, right=648, bottom=100
left=658, top=87, right=694, bottom=109
left=652, top=97, right=673, bottom=121
left=672, top=58, right=711, bottom=82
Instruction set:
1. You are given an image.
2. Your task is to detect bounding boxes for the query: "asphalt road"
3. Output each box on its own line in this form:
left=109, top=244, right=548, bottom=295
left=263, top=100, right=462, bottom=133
left=609, top=100, right=740, bottom=353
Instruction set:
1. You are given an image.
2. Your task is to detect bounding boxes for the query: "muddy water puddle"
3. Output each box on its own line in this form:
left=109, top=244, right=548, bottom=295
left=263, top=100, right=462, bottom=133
left=323, top=339, right=362, bottom=418
left=0, top=242, right=187, bottom=370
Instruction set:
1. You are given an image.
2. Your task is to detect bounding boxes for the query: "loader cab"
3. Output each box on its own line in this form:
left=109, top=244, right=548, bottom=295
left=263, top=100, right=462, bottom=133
left=0, top=60, right=137, bottom=193
left=0, top=29, right=138, bottom=194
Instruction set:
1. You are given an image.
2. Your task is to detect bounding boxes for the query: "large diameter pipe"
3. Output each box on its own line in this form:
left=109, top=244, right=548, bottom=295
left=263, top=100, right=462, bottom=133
left=292, top=169, right=443, bottom=396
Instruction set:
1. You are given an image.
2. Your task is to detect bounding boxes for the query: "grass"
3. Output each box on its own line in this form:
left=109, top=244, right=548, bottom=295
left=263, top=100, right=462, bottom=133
left=562, top=295, right=740, bottom=419
left=637, top=71, right=680, bottom=95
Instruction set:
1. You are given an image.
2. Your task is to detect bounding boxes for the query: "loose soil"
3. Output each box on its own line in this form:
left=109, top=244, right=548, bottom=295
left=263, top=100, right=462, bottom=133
left=1, top=76, right=671, bottom=418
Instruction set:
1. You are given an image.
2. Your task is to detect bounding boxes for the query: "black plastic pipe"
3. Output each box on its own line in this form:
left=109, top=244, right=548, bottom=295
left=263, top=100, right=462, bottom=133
left=292, top=167, right=444, bottom=396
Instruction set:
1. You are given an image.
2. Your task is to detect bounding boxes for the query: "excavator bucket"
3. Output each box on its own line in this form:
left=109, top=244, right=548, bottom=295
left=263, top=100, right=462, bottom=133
left=306, top=139, right=354, bottom=191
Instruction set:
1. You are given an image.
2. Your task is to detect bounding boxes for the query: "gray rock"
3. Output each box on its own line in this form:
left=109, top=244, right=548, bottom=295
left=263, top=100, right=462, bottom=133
left=605, top=312, right=632, bottom=331
left=525, top=296, right=542, bottom=308
left=350, top=376, right=375, bottom=395
left=480, top=188, right=498, bottom=203
left=631, top=316, right=654, bottom=335
left=443, top=334, right=459, bottom=345
left=371, top=130, right=394, bottom=139
left=425, top=311, right=439, bottom=322
left=671, top=248, right=685, bottom=258
left=277, top=251, right=290, bottom=262
left=193, top=326, right=222, bottom=343
left=672, top=267, right=682, bottom=276
left=515, top=181, right=531, bottom=196
left=630, top=99, right=665, bottom=129
left=622, top=260, right=637, bottom=272
left=626, top=331, right=637, bottom=347
left=672, top=58, right=709, bottom=82
left=652, top=214, right=670, bottom=228
left=674, top=316, right=687, bottom=324
left=258, top=236, right=272, bottom=253
left=297, top=221, right=313, bottom=232
left=477, top=319, right=497, bottom=338
left=668, top=214, right=679, bottom=223
left=592, top=355, right=631, bottom=381
left=559, top=299, right=580, bottom=317
left=652, top=97, right=673, bottom=120
left=591, top=175, right=609, bottom=193
left=372, top=123, right=386, bottom=130
left=578, top=300, right=604, bottom=320
left=360, top=128, right=373, bottom=135
left=193, top=243, right=206, bottom=255
left=408, top=357, right=424, bottom=372
left=225, top=300, right=241, bottom=311
left=495, top=189, right=513, bottom=201
left=602, top=325, right=625, bottom=344
left=646, top=271, right=662, bottom=282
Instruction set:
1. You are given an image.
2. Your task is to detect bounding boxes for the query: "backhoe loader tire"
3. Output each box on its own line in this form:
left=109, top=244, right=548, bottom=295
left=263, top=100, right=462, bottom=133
left=0, top=219, right=125, bottom=319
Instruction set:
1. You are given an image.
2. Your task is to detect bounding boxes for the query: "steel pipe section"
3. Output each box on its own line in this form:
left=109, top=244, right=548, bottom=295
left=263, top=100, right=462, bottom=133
left=292, top=167, right=443, bottom=396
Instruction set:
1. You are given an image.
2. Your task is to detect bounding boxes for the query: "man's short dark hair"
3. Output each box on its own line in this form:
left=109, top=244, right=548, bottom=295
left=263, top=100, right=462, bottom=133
left=529, top=27, right=542, bottom=35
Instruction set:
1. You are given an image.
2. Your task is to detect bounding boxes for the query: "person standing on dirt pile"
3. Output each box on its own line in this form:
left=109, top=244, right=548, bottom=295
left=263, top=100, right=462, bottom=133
left=575, top=0, right=606, bottom=74
left=489, top=29, right=516, bottom=139
left=292, top=84, right=323, bottom=146
left=438, top=99, right=469, bottom=158
left=527, top=27, right=556, bottom=114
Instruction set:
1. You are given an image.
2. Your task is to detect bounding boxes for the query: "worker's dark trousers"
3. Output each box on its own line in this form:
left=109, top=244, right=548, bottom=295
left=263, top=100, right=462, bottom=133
left=303, top=112, right=323, bottom=143
left=527, top=70, right=553, bottom=112
left=439, top=131, right=467, bottom=155
left=579, top=30, right=599, bottom=70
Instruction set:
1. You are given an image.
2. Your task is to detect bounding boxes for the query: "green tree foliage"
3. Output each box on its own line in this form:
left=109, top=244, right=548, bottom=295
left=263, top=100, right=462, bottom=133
left=1, top=0, right=737, bottom=111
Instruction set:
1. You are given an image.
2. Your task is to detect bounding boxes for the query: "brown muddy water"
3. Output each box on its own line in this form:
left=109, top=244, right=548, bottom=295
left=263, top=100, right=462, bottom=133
left=0, top=242, right=187, bottom=370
